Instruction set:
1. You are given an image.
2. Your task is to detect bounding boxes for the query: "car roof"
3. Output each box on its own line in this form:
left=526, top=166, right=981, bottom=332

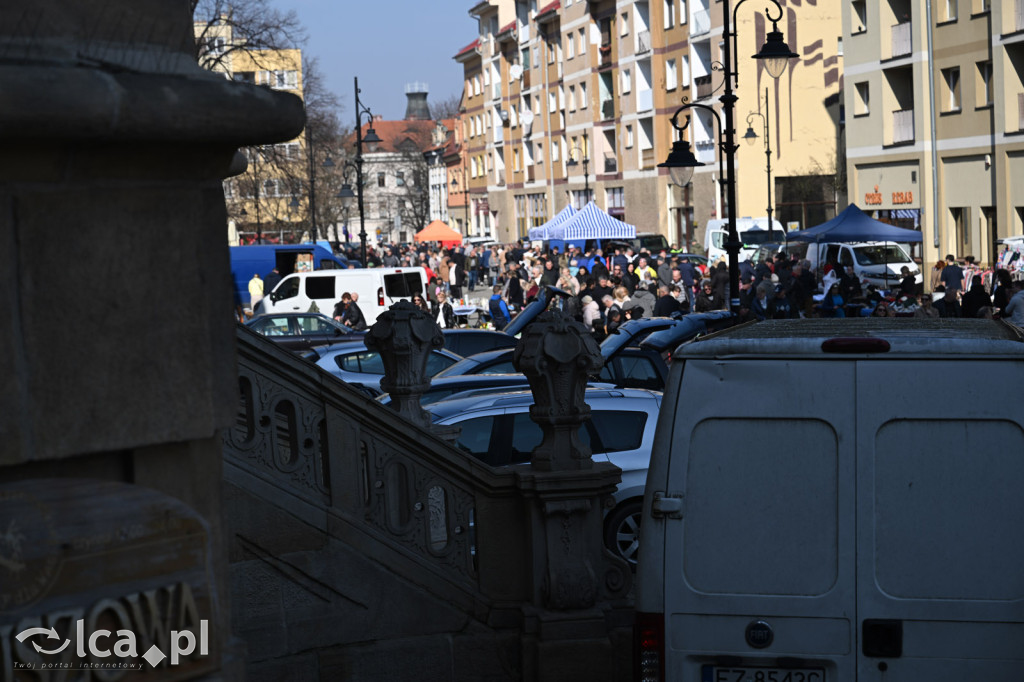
left=313, top=340, right=461, bottom=361
left=433, top=348, right=512, bottom=376
left=425, top=387, right=660, bottom=421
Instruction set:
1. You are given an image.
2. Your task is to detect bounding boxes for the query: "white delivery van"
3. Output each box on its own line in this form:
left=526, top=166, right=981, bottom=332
left=635, top=318, right=1024, bottom=682
left=704, top=217, right=786, bottom=263
left=256, top=267, right=427, bottom=326
left=805, top=241, right=922, bottom=291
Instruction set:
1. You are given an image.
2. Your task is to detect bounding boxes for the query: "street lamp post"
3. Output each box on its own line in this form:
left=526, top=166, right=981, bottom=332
left=565, top=131, right=590, bottom=206
left=658, top=0, right=797, bottom=312
left=344, top=76, right=381, bottom=267
left=743, top=87, right=774, bottom=223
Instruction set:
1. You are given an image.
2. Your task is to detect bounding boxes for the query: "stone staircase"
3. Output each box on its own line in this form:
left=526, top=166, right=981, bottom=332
left=223, top=325, right=635, bottom=681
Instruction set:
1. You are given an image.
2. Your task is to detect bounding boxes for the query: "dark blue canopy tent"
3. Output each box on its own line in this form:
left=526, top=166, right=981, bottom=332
left=787, top=203, right=924, bottom=243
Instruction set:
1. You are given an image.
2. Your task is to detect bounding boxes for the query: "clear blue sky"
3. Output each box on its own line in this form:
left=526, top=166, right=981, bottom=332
left=273, top=0, right=475, bottom=122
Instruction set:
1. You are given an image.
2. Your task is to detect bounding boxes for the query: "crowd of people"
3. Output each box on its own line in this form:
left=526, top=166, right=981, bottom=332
left=337, top=240, right=1024, bottom=332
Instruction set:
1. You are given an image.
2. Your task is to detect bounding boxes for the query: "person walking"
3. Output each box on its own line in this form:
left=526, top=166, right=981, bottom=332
left=342, top=292, right=367, bottom=331
left=940, top=254, right=964, bottom=298
left=488, top=286, right=511, bottom=330
left=432, top=290, right=457, bottom=329
left=247, top=273, right=264, bottom=312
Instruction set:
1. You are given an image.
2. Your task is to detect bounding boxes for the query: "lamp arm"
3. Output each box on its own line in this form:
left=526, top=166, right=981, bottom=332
left=669, top=100, right=727, bottom=193
left=729, top=0, right=786, bottom=88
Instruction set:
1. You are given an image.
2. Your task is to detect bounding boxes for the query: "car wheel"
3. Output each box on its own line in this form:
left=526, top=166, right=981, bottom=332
left=604, top=500, right=642, bottom=567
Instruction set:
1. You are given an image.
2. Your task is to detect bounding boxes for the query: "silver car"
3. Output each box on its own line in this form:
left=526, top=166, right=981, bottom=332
left=426, top=388, right=661, bottom=566
left=307, top=341, right=462, bottom=395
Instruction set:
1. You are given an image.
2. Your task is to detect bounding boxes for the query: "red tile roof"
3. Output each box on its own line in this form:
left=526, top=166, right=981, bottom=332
left=536, top=0, right=560, bottom=19
left=498, top=21, right=515, bottom=35
left=353, top=119, right=436, bottom=155
left=454, top=38, right=479, bottom=58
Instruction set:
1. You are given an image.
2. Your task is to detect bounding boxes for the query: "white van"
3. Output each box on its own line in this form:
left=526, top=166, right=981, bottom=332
left=256, top=267, right=427, bottom=326
left=804, top=241, right=922, bottom=290
left=704, top=218, right=786, bottom=263
left=635, top=318, right=1024, bottom=682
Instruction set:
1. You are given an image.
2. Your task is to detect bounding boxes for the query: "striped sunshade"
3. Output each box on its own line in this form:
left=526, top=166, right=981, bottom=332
left=528, top=204, right=577, bottom=240
left=548, top=201, right=636, bottom=240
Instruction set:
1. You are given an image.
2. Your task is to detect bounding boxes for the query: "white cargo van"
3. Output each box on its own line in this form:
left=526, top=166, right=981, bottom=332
left=804, top=241, right=922, bottom=291
left=704, top=218, right=786, bottom=263
left=256, top=267, right=427, bottom=326
left=636, top=318, right=1024, bottom=682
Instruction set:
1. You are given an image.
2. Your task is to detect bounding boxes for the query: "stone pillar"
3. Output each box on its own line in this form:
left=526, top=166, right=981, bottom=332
left=513, top=308, right=605, bottom=471
left=512, top=309, right=633, bottom=681
left=366, top=300, right=444, bottom=430
left=0, top=1, right=304, bottom=678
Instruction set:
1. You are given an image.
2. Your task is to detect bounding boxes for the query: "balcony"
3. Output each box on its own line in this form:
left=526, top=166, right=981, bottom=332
left=599, top=45, right=613, bottom=69
left=637, top=88, right=653, bottom=112
left=641, top=148, right=655, bottom=170
left=522, top=69, right=531, bottom=88
left=604, top=155, right=617, bottom=173
left=637, top=29, right=651, bottom=55
left=601, top=99, right=615, bottom=120
left=891, top=21, right=912, bottom=58
left=695, top=75, right=714, bottom=99
left=892, top=108, right=915, bottom=144
left=692, top=9, right=711, bottom=36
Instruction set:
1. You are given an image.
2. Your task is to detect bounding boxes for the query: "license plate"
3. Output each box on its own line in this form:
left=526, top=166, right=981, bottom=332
left=702, top=666, right=825, bottom=682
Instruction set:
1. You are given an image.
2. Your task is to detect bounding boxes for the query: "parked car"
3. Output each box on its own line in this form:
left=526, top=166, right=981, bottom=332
left=245, top=312, right=359, bottom=351
left=303, top=340, right=462, bottom=395
left=441, top=329, right=519, bottom=357
left=434, top=312, right=737, bottom=391
left=426, top=388, right=662, bottom=565
left=376, top=374, right=531, bottom=407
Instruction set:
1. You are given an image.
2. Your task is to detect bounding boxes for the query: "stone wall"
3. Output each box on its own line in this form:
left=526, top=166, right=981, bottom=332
left=0, top=1, right=304, bottom=679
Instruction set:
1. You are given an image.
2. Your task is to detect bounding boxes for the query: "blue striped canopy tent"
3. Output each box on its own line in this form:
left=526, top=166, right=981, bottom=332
left=547, top=201, right=636, bottom=241
left=528, top=204, right=577, bottom=240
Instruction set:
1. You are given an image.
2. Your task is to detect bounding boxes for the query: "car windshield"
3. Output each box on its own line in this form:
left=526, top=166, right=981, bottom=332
left=383, top=272, right=424, bottom=298
left=854, top=244, right=912, bottom=266
left=741, top=229, right=786, bottom=246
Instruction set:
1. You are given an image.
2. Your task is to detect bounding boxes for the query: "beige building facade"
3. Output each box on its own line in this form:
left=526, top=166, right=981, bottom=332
left=843, top=0, right=1024, bottom=271
left=456, top=0, right=843, bottom=249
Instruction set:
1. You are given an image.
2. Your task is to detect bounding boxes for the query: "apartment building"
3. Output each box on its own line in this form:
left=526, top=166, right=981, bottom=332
left=455, top=0, right=842, bottom=248
left=844, top=0, right=1024, bottom=268
left=195, top=18, right=306, bottom=244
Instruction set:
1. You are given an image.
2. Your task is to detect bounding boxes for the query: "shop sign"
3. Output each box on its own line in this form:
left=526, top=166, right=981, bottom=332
left=865, top=185, right=883, bottom=205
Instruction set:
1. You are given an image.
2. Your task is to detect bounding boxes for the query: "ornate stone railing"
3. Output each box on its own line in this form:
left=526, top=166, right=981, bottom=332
left=225, top=324, right=633, bottom=618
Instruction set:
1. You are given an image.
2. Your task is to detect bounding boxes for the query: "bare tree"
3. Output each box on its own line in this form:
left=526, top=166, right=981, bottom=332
left=193, top=0, right=307, bottom=71
left=431, top=91, right=464, bottom=120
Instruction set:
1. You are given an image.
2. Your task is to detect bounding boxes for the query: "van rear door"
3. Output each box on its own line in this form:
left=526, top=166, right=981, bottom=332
left=659, top=357, right=857, bottom=680
left=855, top=359, right=1024, bottom=681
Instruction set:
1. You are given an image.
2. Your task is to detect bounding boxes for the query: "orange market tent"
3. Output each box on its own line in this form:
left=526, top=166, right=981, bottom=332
left=415, top=220, right=463, bottom=247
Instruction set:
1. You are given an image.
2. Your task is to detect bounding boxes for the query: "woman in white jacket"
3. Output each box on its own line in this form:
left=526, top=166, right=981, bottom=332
left=581, top=295, right=601, bottom=332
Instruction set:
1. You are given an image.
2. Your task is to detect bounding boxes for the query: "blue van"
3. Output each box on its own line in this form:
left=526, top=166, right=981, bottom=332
left=230, top=244, right=349, bottom=309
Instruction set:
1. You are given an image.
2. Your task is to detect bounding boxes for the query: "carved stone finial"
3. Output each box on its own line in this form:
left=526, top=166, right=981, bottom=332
left=365, top=300, right=444, bottom=429
left=512, top=308, right=604, bottom=471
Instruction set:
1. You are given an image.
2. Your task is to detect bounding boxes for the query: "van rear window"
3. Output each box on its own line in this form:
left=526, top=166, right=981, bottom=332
left=384, top=273, right=424, bottom=298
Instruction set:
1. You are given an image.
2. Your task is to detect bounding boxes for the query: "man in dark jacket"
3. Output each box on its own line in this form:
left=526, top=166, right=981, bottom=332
left=960, top=275, right=989, bottom=319
left=653, top=283, right=680, bottom=317
left=342, top=292, right=368, bottom=331
left=263, top=266, right=282, bottom=295
left=488, top=285, right=511, bottom=330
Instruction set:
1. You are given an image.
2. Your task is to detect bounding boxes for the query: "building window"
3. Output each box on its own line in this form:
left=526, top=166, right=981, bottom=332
left=621, top=11, right=630, bottom=36
left=625, top=124, right=634, bottom=148
left=606, top=187, right=625, bottom=218
left=665, top=0, right=676, bottom=28
left=377, top=172, right=386, bottom=187
left=854, top=81, right=870, bottom=116
left=579, top=81, right=588, bottom=108
left=939, top=0, right=957, bottom=22
left=567, top=32, right=575, bottom=58
left=258, top=70, right=298, bottom=90
left=396, top=171, right=405, bottom=187
left=569, top=84, right=577, bottom=111
left=951, top=206, right=968, bottom=248
left=851, top=0, right=867, bottom=32
left=666, top=58, right=678, bottom=90
left=549, top=91, right=557, bottom=113
left=976, top=60, right=992, bottom=107
left=622, top=68, right=632, bottom=93
left=941, top=66, right=961, bottom=112
left=552, top=140, right=560, bottom=162
left=529, top=193, right=548, bottom=227
left=513, top=148, right=521, bottom=171
left=579, top=28, right=586, bottom=55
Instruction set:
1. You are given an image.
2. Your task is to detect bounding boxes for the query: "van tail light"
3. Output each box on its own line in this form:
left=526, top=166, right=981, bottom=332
left=821, top=337, right=891, bottom=353
left=635, top=611, right=665, bottom=682
left=377, top=287, right=385, bottom=307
